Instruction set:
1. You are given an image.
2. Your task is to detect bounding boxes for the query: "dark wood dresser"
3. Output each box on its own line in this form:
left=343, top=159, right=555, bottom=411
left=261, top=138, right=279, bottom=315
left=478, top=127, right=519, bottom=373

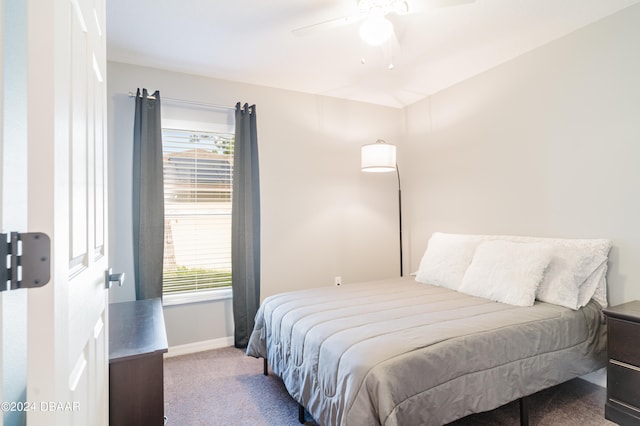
left=109, top=298, right=168, bottom=426
left=603, top=300, right=640, bottom=425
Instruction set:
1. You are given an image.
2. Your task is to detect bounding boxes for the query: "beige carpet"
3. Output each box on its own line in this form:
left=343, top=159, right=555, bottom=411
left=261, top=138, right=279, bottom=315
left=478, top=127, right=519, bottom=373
left=164, top=346, right=615, bottom=426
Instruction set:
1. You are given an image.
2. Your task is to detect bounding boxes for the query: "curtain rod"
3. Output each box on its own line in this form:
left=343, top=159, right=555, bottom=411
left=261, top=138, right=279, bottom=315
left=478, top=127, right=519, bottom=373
left=127, top=91, right=235, bottom=111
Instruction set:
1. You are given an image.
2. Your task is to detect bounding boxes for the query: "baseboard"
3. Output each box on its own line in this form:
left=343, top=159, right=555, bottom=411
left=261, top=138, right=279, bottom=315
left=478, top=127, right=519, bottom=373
left=164, top=336, right=234, bottom=358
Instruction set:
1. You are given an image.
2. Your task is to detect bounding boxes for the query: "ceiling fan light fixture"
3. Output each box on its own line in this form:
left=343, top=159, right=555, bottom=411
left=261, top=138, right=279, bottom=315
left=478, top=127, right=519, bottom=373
left=359, top=12, right=394, bottom=46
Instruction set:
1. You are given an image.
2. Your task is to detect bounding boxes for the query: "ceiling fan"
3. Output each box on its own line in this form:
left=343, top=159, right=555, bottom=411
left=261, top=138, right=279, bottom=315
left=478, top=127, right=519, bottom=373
left=292, top=0, right=476, bottom=46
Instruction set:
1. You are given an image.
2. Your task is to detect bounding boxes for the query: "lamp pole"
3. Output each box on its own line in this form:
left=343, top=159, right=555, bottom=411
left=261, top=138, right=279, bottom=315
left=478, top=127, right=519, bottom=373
left=396, top=164, right=403, bottom=277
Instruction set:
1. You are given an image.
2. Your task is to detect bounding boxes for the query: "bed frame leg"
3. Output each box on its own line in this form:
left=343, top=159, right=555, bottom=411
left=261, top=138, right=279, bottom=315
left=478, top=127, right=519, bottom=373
left=263, top=358, right=268, bottom=376
left=519, top=396, right=530, bottom=426
left=298, top=403, right=305, bottom=423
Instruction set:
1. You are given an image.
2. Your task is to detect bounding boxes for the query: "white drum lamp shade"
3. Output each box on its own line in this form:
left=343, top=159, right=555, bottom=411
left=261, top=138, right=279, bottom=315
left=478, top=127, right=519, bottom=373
left=361, top=140, right=396, bottom=172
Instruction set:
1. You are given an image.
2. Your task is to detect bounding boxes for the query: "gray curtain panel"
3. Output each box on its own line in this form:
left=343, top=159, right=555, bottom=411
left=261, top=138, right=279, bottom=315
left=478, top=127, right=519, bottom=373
left=232, top=102, right=261, bottom=348
left=132, top=88, right=165, bottom=300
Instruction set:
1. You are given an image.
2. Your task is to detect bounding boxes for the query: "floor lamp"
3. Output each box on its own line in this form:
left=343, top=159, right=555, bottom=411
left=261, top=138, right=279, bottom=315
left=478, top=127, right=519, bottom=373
left=361, top=140, right=403, bottom=277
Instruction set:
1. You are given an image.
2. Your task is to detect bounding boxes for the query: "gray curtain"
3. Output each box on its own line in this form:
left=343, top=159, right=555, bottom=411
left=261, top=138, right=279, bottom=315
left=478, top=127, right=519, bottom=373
left=132, top=88, right=165, bottom=300
left=232, top=102, right=261, bottom=348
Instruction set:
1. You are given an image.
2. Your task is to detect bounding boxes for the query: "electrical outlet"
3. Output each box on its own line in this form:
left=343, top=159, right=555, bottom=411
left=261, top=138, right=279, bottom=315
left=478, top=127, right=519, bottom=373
left=334, top=276, right=342, bottom=286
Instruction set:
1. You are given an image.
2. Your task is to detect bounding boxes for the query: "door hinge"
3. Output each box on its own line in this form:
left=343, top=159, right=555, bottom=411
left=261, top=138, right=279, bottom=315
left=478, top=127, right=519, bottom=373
left=0, top=232, right=51, bottom=292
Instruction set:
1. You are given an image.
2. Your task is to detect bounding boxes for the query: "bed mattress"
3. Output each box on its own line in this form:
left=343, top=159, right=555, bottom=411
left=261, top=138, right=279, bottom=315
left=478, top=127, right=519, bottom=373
left=246, top=277, right=606, bottom=426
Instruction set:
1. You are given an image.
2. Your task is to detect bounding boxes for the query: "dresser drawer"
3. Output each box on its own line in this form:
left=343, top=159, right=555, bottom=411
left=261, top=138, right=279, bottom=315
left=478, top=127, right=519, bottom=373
left=608, top=362, right=640, bottom=415
left=608, top=318, right=640, bottom=365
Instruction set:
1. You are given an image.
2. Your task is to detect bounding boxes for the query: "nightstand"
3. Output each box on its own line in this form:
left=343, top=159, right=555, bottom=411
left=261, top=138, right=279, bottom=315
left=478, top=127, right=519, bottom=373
left=109, top=298, right=168, bottom=426
left=603, top=301, right=640, bottom=425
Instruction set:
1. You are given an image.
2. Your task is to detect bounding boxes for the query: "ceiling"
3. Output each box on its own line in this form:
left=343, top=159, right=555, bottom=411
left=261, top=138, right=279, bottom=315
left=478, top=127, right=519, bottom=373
left=106, top=0, right=640, bottom=108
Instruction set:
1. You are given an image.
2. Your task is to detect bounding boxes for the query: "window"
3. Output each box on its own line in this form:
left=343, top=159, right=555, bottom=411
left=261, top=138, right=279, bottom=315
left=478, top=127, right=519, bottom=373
left=161, top=127, right=234, bottom=302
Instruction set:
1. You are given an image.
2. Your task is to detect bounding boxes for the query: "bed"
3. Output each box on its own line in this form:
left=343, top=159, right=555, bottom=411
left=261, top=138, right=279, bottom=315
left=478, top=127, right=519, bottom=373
left=246, top=233, right=612, bottom=425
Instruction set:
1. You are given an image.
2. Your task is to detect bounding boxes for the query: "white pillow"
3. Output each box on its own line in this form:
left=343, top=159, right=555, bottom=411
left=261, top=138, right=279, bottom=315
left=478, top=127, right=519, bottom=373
left=578, top=262, right=608, bottom=308
left=536, top=249, right=607, bottom=309
left=584, top=241, right=611, bottom=308
left=415, top=233, right=482, bottom=290
left=459, top=240, right=553, bottom=307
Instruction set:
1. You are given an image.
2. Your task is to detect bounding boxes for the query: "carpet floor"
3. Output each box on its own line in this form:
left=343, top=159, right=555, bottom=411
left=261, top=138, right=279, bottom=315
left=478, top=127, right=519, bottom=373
left=164, top=346, right=615, bottom=426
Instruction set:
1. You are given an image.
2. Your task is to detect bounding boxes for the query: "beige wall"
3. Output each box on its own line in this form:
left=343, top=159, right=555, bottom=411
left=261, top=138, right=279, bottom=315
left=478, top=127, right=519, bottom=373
left=107, top=62, right=403, bottom=346
left=404, top=4, right=640, bottom=306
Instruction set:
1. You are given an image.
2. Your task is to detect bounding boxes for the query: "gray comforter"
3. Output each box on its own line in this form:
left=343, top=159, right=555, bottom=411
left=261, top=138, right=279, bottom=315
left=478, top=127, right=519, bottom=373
left=246, top=277, right=606, bottom=426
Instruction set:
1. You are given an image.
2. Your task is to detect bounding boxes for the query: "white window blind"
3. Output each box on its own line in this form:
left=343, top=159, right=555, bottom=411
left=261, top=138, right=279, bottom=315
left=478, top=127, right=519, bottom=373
left=162, top=128, right=234, bottom=296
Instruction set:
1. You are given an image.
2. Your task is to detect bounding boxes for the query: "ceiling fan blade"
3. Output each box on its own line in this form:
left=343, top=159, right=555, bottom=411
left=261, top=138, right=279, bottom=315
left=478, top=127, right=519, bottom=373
left=292, top=14, right=363, bottom=37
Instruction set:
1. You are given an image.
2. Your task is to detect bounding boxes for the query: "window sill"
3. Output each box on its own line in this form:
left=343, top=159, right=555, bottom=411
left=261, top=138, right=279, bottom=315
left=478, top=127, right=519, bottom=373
left=162, top=287, right=232, bottom=306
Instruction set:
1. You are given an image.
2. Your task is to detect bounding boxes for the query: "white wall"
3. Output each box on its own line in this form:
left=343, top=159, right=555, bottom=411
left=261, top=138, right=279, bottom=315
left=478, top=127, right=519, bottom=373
left=107, top=62, right=403, bottom=346
left=404, top=4, right=640, bottom=306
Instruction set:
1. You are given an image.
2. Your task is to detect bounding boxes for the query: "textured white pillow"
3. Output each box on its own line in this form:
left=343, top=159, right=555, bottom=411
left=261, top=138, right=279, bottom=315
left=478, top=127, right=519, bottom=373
left=578, top=262, right=608, bottom=308
left=584, top=241, right=612, bottom=308
left=536, top=249, right=607, bottom=309
left=459, top=240, right=553, bottom=307
left=415, top=233, right=482, bottom=290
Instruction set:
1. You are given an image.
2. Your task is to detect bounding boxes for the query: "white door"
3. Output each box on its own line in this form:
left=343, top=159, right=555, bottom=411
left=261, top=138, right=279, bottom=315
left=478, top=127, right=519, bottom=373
left=24, top=0, right=109, bottom=425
